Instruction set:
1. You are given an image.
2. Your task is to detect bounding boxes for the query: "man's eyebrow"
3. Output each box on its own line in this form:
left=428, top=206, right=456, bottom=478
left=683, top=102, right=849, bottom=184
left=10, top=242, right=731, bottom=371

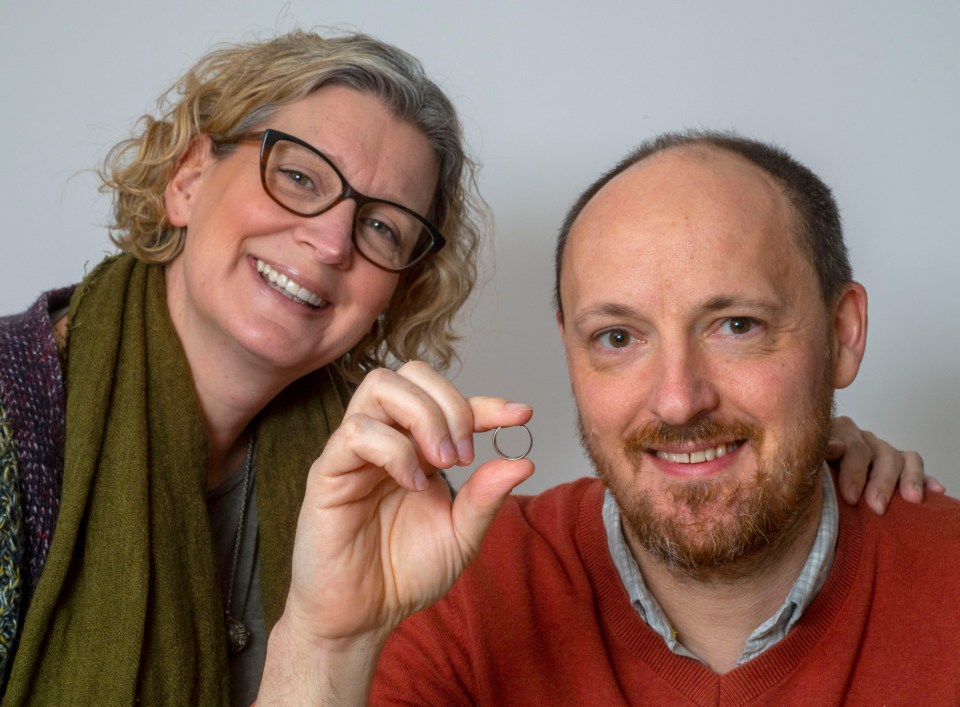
left=572, top=303, right=641, bottom=328
left=570, top=297, right=785, bottom=329
left=702, top=295, right=782, bottom=315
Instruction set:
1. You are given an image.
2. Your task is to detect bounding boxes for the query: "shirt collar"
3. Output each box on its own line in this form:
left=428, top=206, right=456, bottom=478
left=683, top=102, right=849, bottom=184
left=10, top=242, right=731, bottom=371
left=603, top=466, right=839, bottom=666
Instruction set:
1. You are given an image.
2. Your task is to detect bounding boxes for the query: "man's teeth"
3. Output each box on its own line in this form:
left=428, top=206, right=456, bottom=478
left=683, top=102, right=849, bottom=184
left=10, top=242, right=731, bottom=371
left=655, top=442, right=740, bottom=464
left=256, top=259, right=325, bottom=307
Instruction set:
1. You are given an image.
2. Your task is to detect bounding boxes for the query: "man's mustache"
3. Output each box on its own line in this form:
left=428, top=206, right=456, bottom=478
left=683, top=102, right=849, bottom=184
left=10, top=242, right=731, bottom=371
left=624, top=417, right=764, bottom=459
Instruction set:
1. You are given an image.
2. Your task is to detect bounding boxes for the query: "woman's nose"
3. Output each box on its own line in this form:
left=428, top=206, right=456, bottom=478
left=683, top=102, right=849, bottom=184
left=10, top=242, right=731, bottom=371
left=293, top=200, right=355, bottom=268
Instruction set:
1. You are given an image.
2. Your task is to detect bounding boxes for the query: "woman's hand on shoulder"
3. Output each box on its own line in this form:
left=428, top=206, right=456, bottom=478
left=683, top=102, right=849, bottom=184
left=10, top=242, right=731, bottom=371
left=828, top=415, right=944, bottom=515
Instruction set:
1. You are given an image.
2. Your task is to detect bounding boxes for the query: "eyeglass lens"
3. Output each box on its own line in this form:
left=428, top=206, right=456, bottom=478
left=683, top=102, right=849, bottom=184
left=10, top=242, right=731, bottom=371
left=264, top=139, right=432, bottom=271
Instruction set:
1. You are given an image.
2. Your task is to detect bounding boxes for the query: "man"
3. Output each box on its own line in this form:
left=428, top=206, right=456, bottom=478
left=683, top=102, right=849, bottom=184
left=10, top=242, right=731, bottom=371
left=257, top=132, right=954, bottom=705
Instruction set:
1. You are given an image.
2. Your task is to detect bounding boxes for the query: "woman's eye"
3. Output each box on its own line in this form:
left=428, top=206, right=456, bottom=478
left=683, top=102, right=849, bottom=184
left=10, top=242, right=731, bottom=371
left=719, top=317, right=759, bottom=336
left=361, top=218, right=401, bottom=246
left=282, top=169, right=314, bottom=190
left=597, top=329, right=634, bottom=349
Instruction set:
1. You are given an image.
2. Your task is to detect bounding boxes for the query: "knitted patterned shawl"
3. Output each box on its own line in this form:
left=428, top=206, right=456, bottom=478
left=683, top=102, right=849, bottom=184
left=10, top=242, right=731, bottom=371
left=0, top=286, right=72, bottom=686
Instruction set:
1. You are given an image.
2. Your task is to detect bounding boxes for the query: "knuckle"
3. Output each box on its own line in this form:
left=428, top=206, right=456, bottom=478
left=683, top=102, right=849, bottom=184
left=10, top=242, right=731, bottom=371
left=398, top=359, right=427, bottom=374
left=342, top=412, right=375, bottom=436
left=363, top=367, right=395, bottom=386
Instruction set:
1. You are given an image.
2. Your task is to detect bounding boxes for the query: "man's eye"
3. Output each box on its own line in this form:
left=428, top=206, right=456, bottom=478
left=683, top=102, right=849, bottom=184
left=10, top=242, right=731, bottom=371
left=598, top=329, right=633, bottom=349
left=719, top=317, right=759, bottom=336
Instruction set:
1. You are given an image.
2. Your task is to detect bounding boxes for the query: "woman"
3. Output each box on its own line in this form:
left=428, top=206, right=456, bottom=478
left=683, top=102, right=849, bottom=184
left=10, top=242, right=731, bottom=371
left=0, top=30, right=930, bottom=706
left=0, top=29, right=480, bottom=706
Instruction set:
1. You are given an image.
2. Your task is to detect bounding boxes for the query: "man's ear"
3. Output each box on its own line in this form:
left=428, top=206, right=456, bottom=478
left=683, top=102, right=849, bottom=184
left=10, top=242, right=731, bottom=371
left=164, top=135, right=213, bottom=227
left=831, top=282, right=868, bottom=390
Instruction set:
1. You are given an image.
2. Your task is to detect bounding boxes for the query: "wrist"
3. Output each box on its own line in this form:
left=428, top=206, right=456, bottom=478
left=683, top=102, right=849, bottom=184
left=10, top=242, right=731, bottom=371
left=257, top=614, right=386, bottom=706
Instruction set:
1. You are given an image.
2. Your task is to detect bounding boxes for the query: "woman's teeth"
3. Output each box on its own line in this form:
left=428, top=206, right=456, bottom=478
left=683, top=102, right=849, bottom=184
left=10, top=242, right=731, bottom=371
left=256, top=259, right=325, bottom=308
left=655, top=442, right=741, bottom=464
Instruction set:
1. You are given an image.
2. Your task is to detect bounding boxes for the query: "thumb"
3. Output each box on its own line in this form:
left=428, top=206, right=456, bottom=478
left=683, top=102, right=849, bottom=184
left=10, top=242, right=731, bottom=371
left=450, top=458, right=534, bottom=559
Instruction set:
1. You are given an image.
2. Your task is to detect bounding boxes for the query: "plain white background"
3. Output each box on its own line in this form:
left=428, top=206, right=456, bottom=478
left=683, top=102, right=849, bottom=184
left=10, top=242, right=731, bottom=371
left=2, top=1, right=957, bottom=493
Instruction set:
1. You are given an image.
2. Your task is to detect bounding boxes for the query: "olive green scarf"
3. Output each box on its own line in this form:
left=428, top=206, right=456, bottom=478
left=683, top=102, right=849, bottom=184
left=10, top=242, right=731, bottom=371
left=5, top=255, right=351, bottom=705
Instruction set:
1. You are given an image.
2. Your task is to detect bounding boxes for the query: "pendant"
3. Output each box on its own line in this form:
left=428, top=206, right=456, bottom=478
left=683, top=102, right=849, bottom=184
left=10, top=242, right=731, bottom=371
left=225, top=609, right=251, bottom=655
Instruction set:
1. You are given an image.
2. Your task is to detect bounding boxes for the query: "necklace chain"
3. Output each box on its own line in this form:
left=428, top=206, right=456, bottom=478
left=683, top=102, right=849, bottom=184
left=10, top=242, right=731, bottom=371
left=224, top=432, right=254, bottom=655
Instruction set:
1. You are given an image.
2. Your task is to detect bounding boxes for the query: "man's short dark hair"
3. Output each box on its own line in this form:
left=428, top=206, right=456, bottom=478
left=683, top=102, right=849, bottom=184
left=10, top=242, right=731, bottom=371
left=553, top=130, right=852, bottom=318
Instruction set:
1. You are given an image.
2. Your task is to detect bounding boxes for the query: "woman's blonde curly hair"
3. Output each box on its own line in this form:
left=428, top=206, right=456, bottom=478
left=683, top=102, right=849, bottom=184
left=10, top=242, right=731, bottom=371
left=100, top=29, right=485, bottom=381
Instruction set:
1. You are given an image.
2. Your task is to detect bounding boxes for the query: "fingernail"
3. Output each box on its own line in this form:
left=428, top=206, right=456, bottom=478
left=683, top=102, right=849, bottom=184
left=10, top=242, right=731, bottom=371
left=456, top=438, right=474, bottom=464
left=505, top=402, right=532, bottom=413
left=845, top=484, right=859, bottom=502
left=413, top=468, right=428, bottom=491
left=874, top=494, right=888, bottom=514
left=439, top=438, right=456, bottom=466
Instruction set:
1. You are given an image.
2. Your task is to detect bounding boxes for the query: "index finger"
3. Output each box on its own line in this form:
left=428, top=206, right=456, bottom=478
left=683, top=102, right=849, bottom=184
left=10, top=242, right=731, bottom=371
left=467, top=396, right=534, bottom=435
left=394, top=363, right=533, bottom=467
left=345, top=365, right=471, bottom=470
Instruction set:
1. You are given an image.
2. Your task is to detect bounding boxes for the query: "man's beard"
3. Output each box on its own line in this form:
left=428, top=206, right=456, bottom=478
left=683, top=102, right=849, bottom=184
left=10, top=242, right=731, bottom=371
left=582, top=377, right=834, bottom=582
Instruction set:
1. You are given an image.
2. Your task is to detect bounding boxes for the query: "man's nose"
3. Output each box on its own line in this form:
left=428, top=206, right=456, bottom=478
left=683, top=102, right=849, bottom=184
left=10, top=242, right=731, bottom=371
left=646, top=342, right=720, bottom=426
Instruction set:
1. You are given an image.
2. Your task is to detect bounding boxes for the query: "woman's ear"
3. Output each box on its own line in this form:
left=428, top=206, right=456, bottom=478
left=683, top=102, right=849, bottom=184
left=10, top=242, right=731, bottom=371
left=831, top=282, right=868, bottom=390
left=164, top=135, right=213, bottom=227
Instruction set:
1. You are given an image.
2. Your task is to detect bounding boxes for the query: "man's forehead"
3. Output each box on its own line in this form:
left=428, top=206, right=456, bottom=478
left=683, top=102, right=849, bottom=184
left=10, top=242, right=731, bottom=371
left=560, top=146, right=809, bottom=312
left=570, top=145, right=792, bottom=244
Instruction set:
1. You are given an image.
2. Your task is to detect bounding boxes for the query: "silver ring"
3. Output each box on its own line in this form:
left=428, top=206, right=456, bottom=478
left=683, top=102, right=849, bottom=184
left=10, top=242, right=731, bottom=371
left=492, top=424, right=533, bottom=461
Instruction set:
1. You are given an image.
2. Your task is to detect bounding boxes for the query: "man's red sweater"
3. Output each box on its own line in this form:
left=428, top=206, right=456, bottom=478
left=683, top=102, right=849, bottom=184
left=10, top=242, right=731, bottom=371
left=372, top=477, right=960, bottom=705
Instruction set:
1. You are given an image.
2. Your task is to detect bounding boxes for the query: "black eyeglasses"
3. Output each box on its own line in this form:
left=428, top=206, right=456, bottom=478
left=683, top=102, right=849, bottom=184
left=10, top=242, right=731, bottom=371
left=213, top=128, right=446, bottom=273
